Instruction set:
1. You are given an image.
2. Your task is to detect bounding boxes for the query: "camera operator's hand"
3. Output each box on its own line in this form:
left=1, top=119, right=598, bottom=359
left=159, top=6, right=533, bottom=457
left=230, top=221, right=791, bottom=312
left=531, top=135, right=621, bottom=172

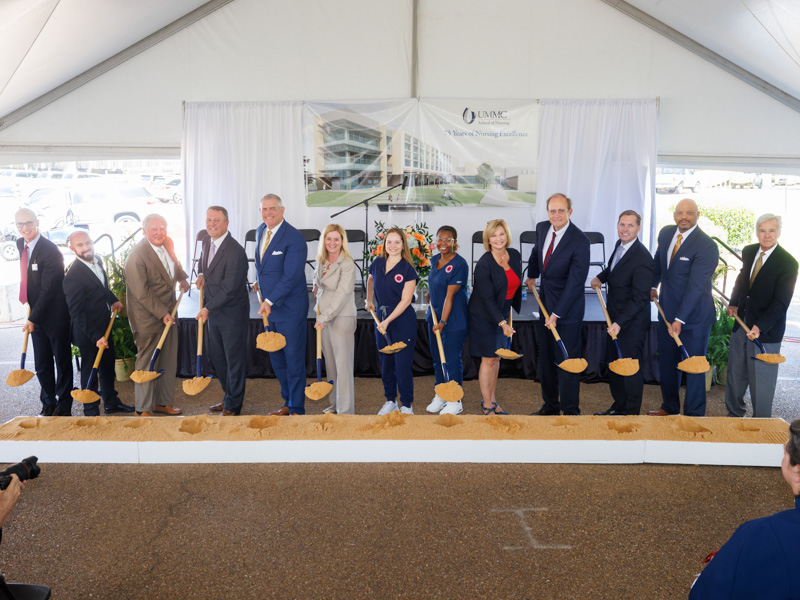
left=0, top=474, right=25, bottom=528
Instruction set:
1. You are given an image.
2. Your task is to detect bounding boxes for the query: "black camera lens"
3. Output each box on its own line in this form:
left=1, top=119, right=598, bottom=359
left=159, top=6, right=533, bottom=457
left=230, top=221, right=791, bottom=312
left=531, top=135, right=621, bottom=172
left=0, top=456, right=40, bottom=491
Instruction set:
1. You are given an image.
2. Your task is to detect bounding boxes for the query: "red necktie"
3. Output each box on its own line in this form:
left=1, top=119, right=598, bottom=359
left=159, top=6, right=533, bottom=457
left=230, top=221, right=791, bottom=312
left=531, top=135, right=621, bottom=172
left=543, top=232, right=556, bottom=271
left=19, top=244, right=28, bottom=304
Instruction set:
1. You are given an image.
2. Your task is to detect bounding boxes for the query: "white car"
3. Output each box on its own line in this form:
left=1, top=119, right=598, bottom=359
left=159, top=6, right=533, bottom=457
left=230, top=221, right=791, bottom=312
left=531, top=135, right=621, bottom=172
left=655, top=168, right=701, bottom=194
left=152, top=177, right=183, bottom=203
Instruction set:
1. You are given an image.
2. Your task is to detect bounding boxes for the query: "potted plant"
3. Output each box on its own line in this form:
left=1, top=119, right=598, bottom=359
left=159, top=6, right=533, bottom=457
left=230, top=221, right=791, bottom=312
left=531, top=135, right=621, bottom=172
left=103, top=246, right=138, bottom=381
left=707, top=299, right=734, bottom=387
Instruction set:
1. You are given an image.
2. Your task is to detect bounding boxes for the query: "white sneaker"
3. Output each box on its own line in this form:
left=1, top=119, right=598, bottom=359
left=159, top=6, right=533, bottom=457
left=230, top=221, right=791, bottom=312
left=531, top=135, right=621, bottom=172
left=426, top=395, right=447, bottom=413
left=322, top=405, right=336, bottom=414
left=378, top=401, right=398, bottom=415
left=439, top=400, right=463, bottom=415
left=400, top=405, right=414, bottom=415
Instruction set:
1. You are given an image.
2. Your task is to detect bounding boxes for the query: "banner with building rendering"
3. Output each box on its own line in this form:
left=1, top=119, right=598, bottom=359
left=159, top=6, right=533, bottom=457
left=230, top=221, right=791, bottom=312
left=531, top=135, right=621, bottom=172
left=303, top=99, right=539, bottom=208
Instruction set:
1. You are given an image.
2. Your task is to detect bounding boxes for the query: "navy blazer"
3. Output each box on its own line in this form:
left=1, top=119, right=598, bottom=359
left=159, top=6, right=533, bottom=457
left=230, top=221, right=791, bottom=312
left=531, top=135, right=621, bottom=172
left=468, top=248, right=522, bottom=325
left=254, top=220, right=309, bottom=322
left=597, top=238, right=654, bottom=331
left=17, top=235, right=70, bottom=328
left=62, top=258, right=118, bottom=348
left=199, top=233, right=250, bottom=328
left=652, top=225, right=718, bottom=328
left=729, top=243, right=798, bottom=344
left=526, top=221, right=590, bottom=324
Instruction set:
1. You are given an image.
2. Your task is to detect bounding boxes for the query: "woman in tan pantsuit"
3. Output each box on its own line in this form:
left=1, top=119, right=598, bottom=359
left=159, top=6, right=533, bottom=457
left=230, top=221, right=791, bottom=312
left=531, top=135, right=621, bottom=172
left=313, top=224, right=357, bottom=414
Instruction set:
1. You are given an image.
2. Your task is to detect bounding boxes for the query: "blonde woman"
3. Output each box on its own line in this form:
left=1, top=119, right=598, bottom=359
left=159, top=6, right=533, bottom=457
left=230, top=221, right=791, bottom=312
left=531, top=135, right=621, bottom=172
left=313, top=224, right=357, bottom=414
left=366, top=227, right=418, bottom=415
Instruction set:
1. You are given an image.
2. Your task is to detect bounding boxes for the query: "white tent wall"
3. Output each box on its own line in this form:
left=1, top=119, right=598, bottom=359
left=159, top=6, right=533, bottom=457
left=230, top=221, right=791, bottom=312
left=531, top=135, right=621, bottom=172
left=1, top=0, right=799, bottom=258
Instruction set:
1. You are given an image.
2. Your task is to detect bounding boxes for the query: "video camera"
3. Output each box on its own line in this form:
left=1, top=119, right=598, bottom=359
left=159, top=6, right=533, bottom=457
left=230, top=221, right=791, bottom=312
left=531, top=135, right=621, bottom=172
left=0, top=457, right=40, bottom=491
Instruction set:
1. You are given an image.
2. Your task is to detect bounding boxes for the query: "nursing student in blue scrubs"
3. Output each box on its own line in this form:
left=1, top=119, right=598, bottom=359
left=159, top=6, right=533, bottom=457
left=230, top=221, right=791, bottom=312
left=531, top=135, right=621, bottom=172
left=366, top=227, right=419, bottom=415
left=425, top=226, right=469, bottom=416
left=689, top=418, right=800, bottom=598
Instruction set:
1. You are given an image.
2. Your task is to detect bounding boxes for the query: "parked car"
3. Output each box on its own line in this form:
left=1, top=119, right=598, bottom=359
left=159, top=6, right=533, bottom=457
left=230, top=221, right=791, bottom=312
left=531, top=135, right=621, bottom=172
left=152, top=177, right=183, bottom=203
left=730, top=172, right=763, bottom=189
left=655, top=168, right=702, bottom=194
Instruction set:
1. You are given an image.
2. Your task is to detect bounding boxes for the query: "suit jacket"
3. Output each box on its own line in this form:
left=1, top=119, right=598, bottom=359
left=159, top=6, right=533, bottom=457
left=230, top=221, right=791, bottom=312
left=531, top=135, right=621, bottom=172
left=62, top=258, right=118, bottom=348
left=124, top=238, right=188, bottom=335
left=729, top=243, right=798, bottom=344
left=652, top=225, right=718, bottom=328
left=198, top=233, right=250, bottom=328
left=314, top=253, right=357, bottom=325
left=17, top=235, right=70, bottom=328
left=254, top=220, right=309, bottom=322
left=526, top=221, right=590, bottom=323
left=597, top=238, right=654, bottom=331
left=468, top=248, right=522, bottom=325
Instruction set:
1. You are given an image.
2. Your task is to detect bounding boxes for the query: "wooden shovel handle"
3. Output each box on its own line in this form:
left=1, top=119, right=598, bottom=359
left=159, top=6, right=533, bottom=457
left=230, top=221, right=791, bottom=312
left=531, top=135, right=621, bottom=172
left=714, top=296, right=755, bottom=336
left=652, top=299, right=684, bottom=347
left=593, top=286, right=618, bottom=341
left=529, top=285, right=562, bottom=342
left=21, top=306, right=31, bottom=354
left=430, top=306, right=447, bottom=363
left=316, top=307, right=322, bottom=360
left=197, top=287, right=205, bottom=356
left=255, top=289, right=269, bottom=328
left=367, top=307, right=387, bottom=335
left=156, top=289, right=184, bottom=351
left=92, top=308, right=119, bottom=369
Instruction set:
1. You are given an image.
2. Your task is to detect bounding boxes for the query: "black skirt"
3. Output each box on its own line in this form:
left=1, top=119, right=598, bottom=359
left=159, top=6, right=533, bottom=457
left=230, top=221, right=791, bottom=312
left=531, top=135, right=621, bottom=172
left=469, top=298, right=513, bottom=357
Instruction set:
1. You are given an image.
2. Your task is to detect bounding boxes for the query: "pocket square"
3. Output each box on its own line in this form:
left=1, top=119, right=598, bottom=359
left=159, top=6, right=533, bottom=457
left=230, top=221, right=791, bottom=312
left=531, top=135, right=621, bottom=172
left=679, top=256, right=690, bottom=261
left=271, top=250, right=283, bottom=255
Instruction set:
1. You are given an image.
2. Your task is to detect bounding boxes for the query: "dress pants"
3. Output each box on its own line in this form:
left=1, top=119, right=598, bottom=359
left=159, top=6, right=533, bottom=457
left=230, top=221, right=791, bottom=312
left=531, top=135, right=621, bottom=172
left=207, top=320, right=248, bottom=414
left=725, top=327, right=781, bottom=418
left=606, top=329, right=646, bottom=415
left=133, top=327, right=178, bottom=413
left=657, top=324, right=710, bottom=416
left=539, top=321, right=582, bottom=415
left=31, top=320, right=73, bottom=412
left=268, top=314, right=307, bottom=415
left=320, top=315, right=356, bottom=414
left=427, top=323, right=467, bottom=385
left=78, top=337, right=120, bottom=416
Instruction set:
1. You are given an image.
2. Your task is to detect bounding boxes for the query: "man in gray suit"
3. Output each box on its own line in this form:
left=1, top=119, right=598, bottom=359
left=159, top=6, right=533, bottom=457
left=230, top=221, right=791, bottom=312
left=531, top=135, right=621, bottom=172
left=196, top=206, right=250, bottom=416
left=125, top=214, right=189, bottom=416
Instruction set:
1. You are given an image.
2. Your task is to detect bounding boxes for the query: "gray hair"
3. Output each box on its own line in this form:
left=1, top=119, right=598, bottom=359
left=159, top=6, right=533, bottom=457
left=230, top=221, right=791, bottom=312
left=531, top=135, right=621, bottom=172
left=142, top=214, right=167, bottom=229
left=756, top=213, right=782, bottom=233
left=261, top=193, right=283, bottom=207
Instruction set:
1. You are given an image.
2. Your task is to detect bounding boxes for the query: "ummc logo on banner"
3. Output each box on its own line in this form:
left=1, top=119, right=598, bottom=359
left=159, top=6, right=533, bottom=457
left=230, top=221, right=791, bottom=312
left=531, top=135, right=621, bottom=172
left=463, top=107, right=509, bottom=125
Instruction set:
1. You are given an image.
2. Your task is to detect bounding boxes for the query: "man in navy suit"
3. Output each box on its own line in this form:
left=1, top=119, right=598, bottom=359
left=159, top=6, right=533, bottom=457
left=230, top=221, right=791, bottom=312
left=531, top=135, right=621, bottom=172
left=15, top=207, right=73, bottom=416
left=63, top=230, right=134, bottom=416
left=590, top=210, right=654, bottom=415
left=650, top=198, right=718, bottom=417
left=196, top=206, right=250, bottom=416
left=524, top=193, right=590, bottom=415
left=254, top=193, right=309, bottom=416
left=726, top=214, right=797, bottom=418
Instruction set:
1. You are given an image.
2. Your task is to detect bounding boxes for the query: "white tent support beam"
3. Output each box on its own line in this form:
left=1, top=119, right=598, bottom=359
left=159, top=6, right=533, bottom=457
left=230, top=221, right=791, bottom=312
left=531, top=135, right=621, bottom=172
left=411, top=0, right=419, bottom=98
left=600, top=0, right=800, bottom=114
left=0, top=0, right=235, bottom=133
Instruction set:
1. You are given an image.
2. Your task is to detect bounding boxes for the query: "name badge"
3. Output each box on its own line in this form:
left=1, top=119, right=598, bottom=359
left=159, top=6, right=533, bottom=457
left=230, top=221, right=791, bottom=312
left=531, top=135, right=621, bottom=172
left=32, top=263, right=38, bottom=271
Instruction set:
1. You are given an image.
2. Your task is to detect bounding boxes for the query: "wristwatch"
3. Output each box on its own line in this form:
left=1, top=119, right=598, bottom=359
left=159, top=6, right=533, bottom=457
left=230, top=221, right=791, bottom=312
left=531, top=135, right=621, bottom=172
left=498, top=319, right=507, bottom=327
left=441, top=320, right=447, bottom=326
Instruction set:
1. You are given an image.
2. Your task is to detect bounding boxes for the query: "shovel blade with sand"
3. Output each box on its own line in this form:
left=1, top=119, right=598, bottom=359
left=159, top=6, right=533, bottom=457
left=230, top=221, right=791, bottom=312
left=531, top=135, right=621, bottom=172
left=530, top=286, right=587, bottom=373
left=430, top=307, right=464, bottom=402
left=72, top=309, right=118, bottom=404
left=255, top=289, right=286, bottom=352
left=6, top=308, right=35, bottom=387
left=495, top=309, right=523, bottom=360
left=652, top=299, right=710, bottom=374
left=594, top=286, right=639, bottom=377
left=131, top=289, right=184, bottom=383
left=367, top=307, right=406, bottom=354
left=715, top=294, right=786, bottom=364
left=183, top=287, right=212, bottom=396
left=306, top=308, right=333, bottom=401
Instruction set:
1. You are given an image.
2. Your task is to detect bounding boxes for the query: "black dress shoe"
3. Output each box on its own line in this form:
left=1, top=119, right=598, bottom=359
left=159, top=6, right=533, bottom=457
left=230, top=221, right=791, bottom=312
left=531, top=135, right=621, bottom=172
left=531, top=407, right=560, bottom=416
left=105, top=402, right=136, bottom=414
left=39, top=406, right=56, bottom=417
left=53, top=408, right=72, bottom=417
left=594, top=408, right=626, bottom=416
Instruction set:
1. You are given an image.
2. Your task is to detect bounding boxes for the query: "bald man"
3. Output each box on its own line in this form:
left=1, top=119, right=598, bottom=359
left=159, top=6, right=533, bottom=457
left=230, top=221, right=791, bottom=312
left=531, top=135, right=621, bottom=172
left=650, top=199, right=718, bottom=417
left=63, top=230, right=134, bottom=416
left=15, top=208, right=73, bottom=416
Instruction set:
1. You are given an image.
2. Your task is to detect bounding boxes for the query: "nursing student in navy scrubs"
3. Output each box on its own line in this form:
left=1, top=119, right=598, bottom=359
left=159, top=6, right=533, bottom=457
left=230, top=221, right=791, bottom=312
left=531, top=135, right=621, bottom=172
left=689, top=418, right=800, bottom=598
left=468, top=219, right=522, bottom=415
left=425, top=226, right=469, bottom=416
left=366, top=227, right=419, bottom=415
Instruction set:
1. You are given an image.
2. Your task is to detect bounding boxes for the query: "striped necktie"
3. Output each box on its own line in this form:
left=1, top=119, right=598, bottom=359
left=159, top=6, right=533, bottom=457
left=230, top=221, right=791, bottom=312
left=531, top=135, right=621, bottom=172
left=543, top=232, right=556, bottom=271
left=260, top=229, right=272, bottom=260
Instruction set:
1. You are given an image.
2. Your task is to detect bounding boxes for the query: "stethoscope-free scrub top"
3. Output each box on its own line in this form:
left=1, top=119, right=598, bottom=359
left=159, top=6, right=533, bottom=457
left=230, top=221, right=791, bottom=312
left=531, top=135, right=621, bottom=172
left=426, top=252, right=468, bottom=331
left=370, top=257, right=418, bottom=343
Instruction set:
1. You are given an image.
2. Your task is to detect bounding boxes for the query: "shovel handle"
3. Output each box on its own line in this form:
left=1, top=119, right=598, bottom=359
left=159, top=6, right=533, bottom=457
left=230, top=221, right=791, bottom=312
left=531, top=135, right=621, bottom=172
left=316, top=307, right=322, bottom=361
left=93, top=309, right=119, bottom=369
left=430, top=307, right=447, bottom=364
left=255, top=289, right=269, bottom=328
left=529, top=285, right=563, bottom=342
left=652, top=299, right=686, bottom=349
left=20, top=306, right=31, bottom=368
left=367, top=307, right=388, bottom=335
left=594, top=286, right=619, bottom=341
left=196, top=288, right=205, bottom=377
left=715, top=296, right=768, bottom=354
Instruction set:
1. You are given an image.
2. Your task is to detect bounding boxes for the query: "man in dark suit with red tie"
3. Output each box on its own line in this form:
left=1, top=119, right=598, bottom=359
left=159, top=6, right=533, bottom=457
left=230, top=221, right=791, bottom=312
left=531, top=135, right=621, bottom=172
left=590, top=210, right=654, bottom=415
left=62, top=230, right=134, bottom=416
left=15, top=208, right=73, bottom=416
left=726, top=214, right=797, bottom=418
left=524, top=193, right=590, bottom=415
left=650, top=198, right=718, bottom=417
left=196, top=206, right=250, bottom=416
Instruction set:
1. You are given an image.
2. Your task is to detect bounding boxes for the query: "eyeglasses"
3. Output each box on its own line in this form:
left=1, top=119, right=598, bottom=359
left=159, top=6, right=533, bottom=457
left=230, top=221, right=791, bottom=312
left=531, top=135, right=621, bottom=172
left=436, top=237, right=454, bottom=243
left=16, top=221, right=36, bottom=229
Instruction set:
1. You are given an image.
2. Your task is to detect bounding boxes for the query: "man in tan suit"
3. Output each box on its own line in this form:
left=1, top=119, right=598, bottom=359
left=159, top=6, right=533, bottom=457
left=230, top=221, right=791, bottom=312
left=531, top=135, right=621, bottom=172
left=125, top=214, right=190, bottom=416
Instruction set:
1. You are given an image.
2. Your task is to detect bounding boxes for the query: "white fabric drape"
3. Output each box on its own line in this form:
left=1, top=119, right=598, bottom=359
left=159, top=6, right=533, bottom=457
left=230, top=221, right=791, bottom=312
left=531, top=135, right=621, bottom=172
left=535, top=99, right=658, bottom=251
left=182, top=101, right=305, bottom=261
